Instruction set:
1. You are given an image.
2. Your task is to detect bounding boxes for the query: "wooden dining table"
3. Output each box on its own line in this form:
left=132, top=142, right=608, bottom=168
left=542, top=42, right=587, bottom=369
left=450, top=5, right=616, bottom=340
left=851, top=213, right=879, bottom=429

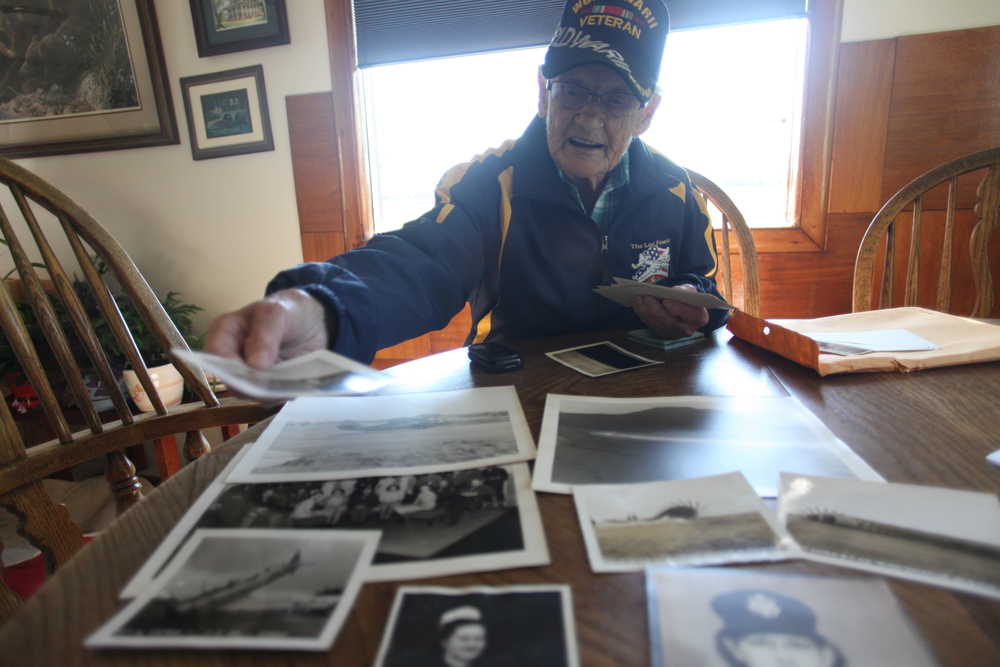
left=1, top=327, right=998, bottom=666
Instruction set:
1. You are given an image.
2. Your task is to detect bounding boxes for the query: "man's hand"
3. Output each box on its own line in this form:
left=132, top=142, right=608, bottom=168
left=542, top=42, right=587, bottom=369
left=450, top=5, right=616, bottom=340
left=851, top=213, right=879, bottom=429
left=631, top=284, right=709, bottom=339
left=204, top=288, right=330, bottom=369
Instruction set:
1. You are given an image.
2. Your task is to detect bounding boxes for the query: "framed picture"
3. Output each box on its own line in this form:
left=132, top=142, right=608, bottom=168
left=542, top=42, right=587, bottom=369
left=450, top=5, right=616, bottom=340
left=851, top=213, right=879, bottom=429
left=180, top=65, right=274, bottom=161
left=0, top=0, right=179, bottom=159
left=189, top=0, right=290, bottom=57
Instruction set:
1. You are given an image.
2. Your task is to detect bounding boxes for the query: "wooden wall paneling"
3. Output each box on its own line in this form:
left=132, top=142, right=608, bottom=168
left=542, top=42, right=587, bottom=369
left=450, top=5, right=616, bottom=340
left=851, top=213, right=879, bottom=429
left=752, top=0, right=843, bottom=254
left=374, top=307, right=474, bottom=368
left=882, top=25, right=1000, bottom=208
left=828, top=39, right=895, bottom=214
left=758, top=214, right=870, bottom=318
left=790, top=0, right=843, bottom=250
left=285, top=93, right=342, bottom=234
left=286, top=92, right=347, bottom=262
left=300, top=231, right=345, bottom=262
left=323, top=0, right=373, bottom=250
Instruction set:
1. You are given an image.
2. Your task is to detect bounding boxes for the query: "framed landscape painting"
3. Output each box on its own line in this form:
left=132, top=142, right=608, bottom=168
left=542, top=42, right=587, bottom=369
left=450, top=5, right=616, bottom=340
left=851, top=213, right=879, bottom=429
left=180, top=65, right=274, bottom=160
left=189, top=0, right=290, bottom=57
left=0, top=0, right=179, bottom=159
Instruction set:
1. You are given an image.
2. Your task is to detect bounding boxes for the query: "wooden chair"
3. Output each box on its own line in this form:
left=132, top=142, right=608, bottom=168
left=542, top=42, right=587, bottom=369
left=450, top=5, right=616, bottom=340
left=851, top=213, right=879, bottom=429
left=0, top=156, right=279, bottom=621
left=853, top=147, right=1000, bottom=316
left=687, top=169, right=761, bottom=316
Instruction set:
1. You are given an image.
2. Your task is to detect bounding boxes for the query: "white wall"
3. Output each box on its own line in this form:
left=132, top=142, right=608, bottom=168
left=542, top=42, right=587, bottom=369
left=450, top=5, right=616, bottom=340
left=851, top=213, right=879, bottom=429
left=9, top=0, right=332, bottom=330
left=842, top=0, right=1000, bottom=42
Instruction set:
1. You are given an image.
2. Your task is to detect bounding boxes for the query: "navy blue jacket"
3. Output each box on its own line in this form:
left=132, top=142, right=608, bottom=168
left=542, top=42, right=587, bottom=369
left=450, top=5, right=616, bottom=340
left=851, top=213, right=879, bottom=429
left=268, top=116, right=727, bottom=363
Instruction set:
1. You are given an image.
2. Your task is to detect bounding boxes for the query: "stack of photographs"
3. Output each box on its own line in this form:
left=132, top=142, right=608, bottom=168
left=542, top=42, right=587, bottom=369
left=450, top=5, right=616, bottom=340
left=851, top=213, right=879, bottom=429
left=102, top=386, right=548, bottom=652
left=646, top=568, right=938, bottom=667
left=373, top=585, right=580, bottom=667
left=121, top=450, right=548, bottom=595
left=574, top=472, right=787, bottom=572
left=779, top=473, right=1000, bottom=599
left=533, top=394, right=881, bottom=496
left=171, top=347, right=392, bottom=400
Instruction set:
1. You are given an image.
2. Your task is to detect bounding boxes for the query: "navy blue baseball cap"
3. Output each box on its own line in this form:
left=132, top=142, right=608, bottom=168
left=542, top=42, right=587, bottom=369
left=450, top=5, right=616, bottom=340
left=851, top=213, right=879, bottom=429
left=542, top=0, right=670, bottom=102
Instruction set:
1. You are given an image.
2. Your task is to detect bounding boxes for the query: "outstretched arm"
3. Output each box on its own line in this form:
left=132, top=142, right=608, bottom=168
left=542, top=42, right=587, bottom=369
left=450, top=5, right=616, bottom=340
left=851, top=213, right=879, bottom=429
left=204, top=288, right=331, bottom=369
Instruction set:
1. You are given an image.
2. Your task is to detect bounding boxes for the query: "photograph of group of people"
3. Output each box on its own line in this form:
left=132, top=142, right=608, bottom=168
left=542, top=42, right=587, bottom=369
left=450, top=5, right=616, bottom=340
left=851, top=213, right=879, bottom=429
left=120, top=459, right=549, bottom=596
left=208, top=466, right=516, bottom=530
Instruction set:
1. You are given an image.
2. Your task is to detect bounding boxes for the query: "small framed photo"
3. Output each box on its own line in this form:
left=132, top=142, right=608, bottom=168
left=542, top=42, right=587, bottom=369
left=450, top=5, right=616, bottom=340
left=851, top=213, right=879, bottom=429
left=189, top=0, right=290, bottom=57
left=180, top=65, right=274, bottom=160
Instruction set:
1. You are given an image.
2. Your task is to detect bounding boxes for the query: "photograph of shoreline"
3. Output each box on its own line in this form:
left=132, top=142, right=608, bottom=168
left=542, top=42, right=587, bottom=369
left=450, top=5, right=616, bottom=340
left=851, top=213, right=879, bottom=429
left=228, top=387, right=535, bottom=482
left=787, top=512, right=1000, bottom=594
left=574, top=473, right=784, bottom=572
left=535, top=395, right=880, bottom=495
left=594, top=511, right=778, bottom=562
left=779, top=473, right=1000, bottom=599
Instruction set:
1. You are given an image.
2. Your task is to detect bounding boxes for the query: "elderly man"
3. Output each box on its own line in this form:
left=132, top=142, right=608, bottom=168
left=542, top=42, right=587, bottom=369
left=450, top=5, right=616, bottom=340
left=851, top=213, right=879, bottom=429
left=206, top=0, right=726, bottom=367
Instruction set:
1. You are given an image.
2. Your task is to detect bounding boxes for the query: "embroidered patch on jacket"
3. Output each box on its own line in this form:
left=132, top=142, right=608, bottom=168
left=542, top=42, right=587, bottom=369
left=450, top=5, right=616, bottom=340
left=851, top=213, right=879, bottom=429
left=631, top=242, right=671, bottom=282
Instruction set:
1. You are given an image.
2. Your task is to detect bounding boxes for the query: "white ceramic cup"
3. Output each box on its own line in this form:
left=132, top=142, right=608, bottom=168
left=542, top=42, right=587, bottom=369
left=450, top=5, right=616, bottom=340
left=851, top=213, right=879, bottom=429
left=122, top=362, right=184, bottom=413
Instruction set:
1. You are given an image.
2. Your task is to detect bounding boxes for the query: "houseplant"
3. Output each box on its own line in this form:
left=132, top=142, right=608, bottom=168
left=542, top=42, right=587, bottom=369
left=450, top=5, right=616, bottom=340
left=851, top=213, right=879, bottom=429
left=0, top=253, right=203, bottom=413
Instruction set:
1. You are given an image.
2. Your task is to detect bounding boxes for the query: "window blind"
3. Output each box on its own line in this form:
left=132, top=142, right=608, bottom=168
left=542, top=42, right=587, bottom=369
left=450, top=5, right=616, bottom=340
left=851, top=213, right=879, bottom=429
left=354, top=0, right=808, bottom=67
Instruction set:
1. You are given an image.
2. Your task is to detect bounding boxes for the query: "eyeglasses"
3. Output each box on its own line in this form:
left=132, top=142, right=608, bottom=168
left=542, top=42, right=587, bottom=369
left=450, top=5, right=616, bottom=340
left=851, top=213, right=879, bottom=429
left=546, top=80, right=643, bottom=116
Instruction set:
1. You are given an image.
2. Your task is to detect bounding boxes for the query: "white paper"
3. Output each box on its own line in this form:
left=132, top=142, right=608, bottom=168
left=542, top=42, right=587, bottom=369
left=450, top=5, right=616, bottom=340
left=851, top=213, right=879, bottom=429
left=227, top=386, right=536, bottom=483
left=532, top=394, right=882, bottom=495
left=171, top=348, right=391, bottom=400
left=594, top=277, right=733, bottom=310
left=805, top=329, right=938, bottom=355
left=574, top=473, right=787, bottom=572
left=779, top=473, right=1000, bottom=600
left=87, top=529, right=379, bottom=651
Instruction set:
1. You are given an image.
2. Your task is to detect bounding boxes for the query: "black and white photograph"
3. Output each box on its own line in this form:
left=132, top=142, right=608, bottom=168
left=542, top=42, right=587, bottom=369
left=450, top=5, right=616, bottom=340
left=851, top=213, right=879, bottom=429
left=227, top=386, right=536, bottom=483
left=546, top=341, right=662, bottom=377
left=647, top=568, right=938, bottom=667
left=120, top=463, right=547, bottom=597
left=574, top=472, right=785, bottom=572
left=532, top=395, right=881, bottom=495
left=172, top=348, right=390, bottom=400
left=374, top=585, right=580, bottom=667
left=779, top=474, right=1000, bottom=599
left=87, top=529, right=378, bottom=651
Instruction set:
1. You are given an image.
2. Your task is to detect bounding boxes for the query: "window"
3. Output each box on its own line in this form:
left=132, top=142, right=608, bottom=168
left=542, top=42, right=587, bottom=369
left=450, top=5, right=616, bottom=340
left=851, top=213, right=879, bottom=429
left=362, top=18, right=808, bottom=233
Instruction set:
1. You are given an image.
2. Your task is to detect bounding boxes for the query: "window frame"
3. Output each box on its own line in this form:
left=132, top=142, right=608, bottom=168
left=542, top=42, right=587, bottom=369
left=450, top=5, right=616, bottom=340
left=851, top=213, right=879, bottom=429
left=324, top=0, right=842, bottom=254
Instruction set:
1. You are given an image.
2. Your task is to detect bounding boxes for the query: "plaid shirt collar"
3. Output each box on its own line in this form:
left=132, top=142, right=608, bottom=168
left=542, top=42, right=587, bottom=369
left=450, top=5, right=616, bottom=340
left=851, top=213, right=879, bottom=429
left=558, top=150, right=630, bottom=229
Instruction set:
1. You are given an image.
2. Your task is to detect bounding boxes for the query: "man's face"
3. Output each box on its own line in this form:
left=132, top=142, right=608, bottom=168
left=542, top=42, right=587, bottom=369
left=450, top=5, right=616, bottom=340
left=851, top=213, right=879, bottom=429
left=538, top=64, right=660, bottom=191
left=723, top=633, right=836, bottom=667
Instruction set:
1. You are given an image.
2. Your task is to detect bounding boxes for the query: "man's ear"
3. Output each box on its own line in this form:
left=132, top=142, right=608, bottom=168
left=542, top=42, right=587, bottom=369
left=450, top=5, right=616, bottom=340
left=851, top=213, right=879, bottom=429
left=635, top=92, right=662, bottom=135
left=537, top=67, right=549, bottom=118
